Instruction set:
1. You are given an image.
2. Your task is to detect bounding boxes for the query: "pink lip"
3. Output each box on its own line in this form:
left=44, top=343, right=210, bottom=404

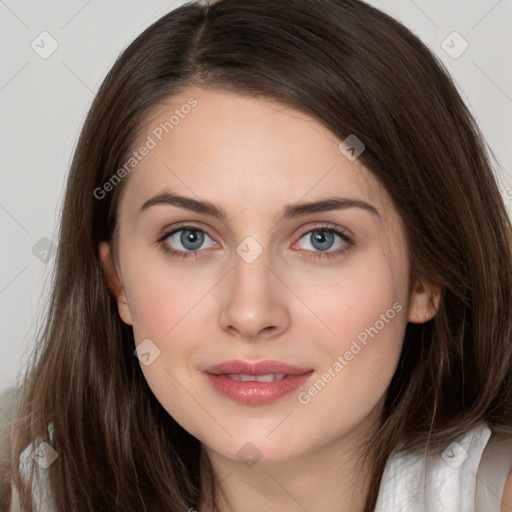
left=203, top=359, right=314, bottom=405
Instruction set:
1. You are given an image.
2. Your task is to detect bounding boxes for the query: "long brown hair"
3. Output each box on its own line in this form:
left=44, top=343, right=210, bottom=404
left=2, top=0, right=512, bottom=510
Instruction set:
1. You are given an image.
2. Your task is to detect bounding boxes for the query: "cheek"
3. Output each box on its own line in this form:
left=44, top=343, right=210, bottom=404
left=293, top=252, right=408, bottom=417
left=295, top=251, right=407, bottom=355
left=294, top=250, right=408, bottom=418
left=124, top=255, right=205, bottom=339
left=125, top=262, right=208, bottom=438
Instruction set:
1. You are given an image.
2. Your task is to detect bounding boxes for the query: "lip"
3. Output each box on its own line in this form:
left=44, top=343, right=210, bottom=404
left=203, top=359, right=314, bottom=405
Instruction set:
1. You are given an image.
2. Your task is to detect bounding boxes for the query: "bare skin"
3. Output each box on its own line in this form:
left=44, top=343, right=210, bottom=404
left=502, top=472, right=512, bottom=512
left=99, top=88, right=440, bottom=511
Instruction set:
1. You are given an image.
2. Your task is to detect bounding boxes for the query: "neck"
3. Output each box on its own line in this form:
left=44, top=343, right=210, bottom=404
left=197, top=410, right=381, bottom=512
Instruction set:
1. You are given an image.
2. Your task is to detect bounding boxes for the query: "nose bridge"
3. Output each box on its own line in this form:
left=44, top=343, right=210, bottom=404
left=231, top=234, right=273, bottom=302
left=219, top=233, right=290, bottom=338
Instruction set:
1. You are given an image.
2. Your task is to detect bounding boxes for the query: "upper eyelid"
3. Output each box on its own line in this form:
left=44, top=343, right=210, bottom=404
left=162, top=224, right=215, bottom=241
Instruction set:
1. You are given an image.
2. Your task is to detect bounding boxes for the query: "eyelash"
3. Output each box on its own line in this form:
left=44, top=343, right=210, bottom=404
left=157, top=223, right=355, bottom=261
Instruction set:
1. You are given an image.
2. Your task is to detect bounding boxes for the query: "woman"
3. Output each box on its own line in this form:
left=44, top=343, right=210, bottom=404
left=2, top=0, right=512, bottom=510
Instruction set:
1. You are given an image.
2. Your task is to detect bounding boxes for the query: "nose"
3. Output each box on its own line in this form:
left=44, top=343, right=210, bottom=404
left=218, top=246, right=291, bottom=341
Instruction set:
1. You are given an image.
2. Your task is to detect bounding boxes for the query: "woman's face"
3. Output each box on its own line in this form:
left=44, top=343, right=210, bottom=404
left=100, top=88, right=436, bottom=465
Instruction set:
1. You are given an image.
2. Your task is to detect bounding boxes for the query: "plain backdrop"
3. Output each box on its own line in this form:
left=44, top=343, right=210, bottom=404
left=0, top=0, right=511, bottom=396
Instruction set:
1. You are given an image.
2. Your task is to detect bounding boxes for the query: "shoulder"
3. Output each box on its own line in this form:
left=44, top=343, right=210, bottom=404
left=376, top=423, right=492, bottom=511
left=502, top=471, right=512, bottom=512
left=9, top=421, right=57, bottom=512
left=476, top=428, right=512, bottom=512
left=8, top=481, right=21, bottom=512
left=0, top=387, right=20, bottom=454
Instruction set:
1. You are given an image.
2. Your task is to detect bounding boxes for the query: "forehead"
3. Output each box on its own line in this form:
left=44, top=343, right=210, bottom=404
left=119, top=88, right=394, bottom=222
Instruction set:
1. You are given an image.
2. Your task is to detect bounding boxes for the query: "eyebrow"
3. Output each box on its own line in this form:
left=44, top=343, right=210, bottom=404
left=139, top=191, right=381, bottom=222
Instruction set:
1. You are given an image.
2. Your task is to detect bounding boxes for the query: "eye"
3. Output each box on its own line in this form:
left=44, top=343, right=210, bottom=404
left=157, top=223, right=355, bottom=261
left=294, top=225, right=354, bottom=260
left=158, top=225, right=217, bottom=259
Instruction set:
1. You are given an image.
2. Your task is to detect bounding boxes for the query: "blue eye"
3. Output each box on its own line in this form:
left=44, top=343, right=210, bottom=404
left=299, top=229, right=341, bottom=251
left=159, top=226, right=216, bottom=259
left=295, top=225, right=354, bottom=260
left=170, top=229, right=209, bottom=251
left=157, top=224, right=354, bottom=260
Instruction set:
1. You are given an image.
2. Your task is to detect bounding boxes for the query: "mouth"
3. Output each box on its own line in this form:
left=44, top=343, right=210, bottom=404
left=202, top=359, right=314, bottom=405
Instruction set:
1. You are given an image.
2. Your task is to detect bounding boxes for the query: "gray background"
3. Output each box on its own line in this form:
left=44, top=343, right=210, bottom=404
left=0, top=0, right=511, bottom=394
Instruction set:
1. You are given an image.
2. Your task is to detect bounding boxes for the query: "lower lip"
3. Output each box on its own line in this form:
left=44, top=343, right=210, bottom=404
left=204, top=371, right=314, bottom=405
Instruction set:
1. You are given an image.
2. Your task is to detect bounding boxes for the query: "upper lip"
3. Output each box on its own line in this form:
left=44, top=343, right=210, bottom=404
left=203, top=359, right=313, bottom=376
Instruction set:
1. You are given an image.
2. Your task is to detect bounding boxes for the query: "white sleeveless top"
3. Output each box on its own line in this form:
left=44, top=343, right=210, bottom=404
left=376, top=423, right=493, bottom=511
left=11, top=422, right=512, bottom=511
